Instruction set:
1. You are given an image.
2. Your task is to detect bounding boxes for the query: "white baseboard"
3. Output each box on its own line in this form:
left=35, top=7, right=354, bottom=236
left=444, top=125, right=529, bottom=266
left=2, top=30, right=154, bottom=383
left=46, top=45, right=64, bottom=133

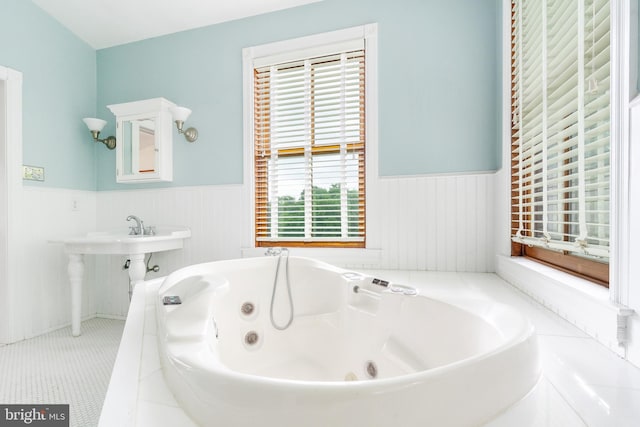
left=496, top=255, right=636, bottom=364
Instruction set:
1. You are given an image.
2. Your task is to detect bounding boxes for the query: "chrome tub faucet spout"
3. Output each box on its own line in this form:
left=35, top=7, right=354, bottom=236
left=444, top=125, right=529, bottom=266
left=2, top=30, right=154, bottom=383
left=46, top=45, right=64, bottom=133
left=265, top=247, right=285, bottom=256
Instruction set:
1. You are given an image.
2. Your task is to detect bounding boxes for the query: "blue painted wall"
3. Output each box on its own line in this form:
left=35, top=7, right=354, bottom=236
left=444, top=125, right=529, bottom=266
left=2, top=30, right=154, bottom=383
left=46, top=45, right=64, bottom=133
left=0, top=0, right=500, bottom=191
left=96, top=0, right=500, bottom=190
left=0, top=0, right=97, bottom=190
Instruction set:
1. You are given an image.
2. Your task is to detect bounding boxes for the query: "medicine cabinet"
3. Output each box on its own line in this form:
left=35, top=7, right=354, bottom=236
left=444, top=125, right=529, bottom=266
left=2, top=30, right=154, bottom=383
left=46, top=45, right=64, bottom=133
left=107, top=98, right=175, bottom=183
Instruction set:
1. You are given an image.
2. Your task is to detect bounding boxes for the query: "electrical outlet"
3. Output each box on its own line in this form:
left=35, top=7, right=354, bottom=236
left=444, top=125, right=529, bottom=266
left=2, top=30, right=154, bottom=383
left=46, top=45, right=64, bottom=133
left=71, top=199, right=79, bottom=212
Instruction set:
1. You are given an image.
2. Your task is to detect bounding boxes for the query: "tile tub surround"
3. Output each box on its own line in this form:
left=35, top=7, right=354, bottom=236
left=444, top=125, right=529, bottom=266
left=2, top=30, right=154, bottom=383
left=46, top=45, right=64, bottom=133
left=101, top=272, right=640, bottom=427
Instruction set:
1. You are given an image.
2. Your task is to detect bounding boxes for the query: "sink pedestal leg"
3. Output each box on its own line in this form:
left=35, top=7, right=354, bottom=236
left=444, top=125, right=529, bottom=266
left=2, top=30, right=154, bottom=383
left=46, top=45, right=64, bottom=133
left=67, top=253, right=145, bottom=337
left=128, top=253, right=146, bottom=287
left=68, top=254, right=84, bottom=337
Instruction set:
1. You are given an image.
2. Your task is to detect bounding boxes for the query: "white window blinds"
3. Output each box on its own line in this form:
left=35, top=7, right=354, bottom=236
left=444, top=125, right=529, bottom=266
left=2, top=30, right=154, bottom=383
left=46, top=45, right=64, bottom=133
left=253, top=48, right=366, bottom=246
left=511, top=0, right=610, bottom=261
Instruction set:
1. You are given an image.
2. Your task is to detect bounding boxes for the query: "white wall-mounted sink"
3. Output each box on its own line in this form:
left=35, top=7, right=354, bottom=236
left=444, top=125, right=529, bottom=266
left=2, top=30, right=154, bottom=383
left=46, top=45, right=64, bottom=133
left=51, top=225, right=191, bottom=336
left=59, top=226, right=191, bottom=255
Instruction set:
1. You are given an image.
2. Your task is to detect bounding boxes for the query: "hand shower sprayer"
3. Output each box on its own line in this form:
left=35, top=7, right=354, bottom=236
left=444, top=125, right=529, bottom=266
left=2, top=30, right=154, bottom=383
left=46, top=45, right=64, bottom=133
left=268, top=248, right=294, bottom=330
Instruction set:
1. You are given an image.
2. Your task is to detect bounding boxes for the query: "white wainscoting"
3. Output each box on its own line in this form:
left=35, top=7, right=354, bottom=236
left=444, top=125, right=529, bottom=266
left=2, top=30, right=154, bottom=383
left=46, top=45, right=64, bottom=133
left=375, top=174, right=495, bottom=272
left=10, top=174, right=496, bottom=341
left=95, top=185, right=244, bottom=318
left=94, top=173, right=494, bottom=319
left=17, top=187, right=97, bottom=341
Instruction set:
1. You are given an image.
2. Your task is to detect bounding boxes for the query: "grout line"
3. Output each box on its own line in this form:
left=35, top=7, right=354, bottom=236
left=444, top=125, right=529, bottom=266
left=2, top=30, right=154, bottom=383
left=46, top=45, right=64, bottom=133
left=544, top=375, right=590, bottom=427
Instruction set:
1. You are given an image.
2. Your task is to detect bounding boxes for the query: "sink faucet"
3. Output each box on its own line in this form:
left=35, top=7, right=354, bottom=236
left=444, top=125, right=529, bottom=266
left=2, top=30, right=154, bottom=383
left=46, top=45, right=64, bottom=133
left=126, top=215, right=144, bottom=235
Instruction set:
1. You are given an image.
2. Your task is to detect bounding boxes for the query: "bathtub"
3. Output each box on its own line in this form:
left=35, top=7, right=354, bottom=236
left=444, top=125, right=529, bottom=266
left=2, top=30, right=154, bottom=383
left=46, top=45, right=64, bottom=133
left=156, top=256, right=540, bottom=427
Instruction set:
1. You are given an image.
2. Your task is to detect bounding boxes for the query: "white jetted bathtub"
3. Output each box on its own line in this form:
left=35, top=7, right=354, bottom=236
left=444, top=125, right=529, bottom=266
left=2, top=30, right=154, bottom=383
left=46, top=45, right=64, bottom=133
left=156, top=255, right=540, bottom=427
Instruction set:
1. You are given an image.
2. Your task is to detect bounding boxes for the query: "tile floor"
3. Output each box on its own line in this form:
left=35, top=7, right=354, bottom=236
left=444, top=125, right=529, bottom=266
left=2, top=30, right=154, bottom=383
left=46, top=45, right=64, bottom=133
left=0, top=318, right=124, bottom=427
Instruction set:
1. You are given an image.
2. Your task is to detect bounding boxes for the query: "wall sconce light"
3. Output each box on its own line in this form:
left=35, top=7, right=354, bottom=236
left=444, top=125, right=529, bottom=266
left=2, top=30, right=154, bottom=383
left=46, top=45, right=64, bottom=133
left=170, top=106, right=198, bottom=143
left=82, top=118, right=116, bottom=150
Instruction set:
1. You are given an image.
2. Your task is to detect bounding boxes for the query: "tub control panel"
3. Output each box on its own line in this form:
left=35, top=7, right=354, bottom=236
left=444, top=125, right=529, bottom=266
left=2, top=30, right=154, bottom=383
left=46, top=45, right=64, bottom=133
left=372, top=278, right=389, bottom=287
left=163, top=296, right=182, bottom=305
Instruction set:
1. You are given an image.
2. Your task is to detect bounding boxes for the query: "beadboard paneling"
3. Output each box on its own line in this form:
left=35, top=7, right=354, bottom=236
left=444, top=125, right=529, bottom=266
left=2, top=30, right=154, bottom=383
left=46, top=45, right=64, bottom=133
left=95, top=185, right=244, bottom=317
left=93, top=173, right=494, bottom=308
left=375, top=173, right=494, bottom=272
left=103, top=174, right=494, bottom=266
left=18, top=187, right=97, bottom=340
left=12, top=174, right=495, bottom=340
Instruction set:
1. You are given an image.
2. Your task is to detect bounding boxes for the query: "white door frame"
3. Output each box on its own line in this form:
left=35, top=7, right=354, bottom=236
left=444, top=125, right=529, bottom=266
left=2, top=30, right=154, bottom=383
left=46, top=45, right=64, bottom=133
left=0, top=65, right=23, bottom=344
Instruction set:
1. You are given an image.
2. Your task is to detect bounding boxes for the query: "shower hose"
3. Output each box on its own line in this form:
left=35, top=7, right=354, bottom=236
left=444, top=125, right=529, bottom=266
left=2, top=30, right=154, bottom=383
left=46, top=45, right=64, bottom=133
left=270, top=248, right=294, bottom=330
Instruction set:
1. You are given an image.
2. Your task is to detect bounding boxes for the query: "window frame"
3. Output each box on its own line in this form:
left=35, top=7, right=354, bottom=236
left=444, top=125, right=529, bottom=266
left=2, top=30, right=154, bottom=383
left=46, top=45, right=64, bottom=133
left=506, top=1, right=614, bottom=287
left=509, top=0, right=611, bottom=286
left=253, top=51, right=366, bottom=248
left=242, top=24, right=378, bottom=250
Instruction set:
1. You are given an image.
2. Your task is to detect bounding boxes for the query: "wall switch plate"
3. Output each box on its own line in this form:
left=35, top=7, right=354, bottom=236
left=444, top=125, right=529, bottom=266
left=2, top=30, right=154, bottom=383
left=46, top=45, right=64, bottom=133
left=23, top=165, right=44, bottom=181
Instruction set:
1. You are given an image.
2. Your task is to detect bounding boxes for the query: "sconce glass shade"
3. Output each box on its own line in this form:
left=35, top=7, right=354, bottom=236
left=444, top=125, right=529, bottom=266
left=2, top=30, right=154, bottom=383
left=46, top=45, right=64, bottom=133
left=170, top=106, right=192, bottom=122
left=170, top=106, right=198, bottom=143
left=82, top=117, right=107, bottom=132
left=82, top=117, right=116, bottom=150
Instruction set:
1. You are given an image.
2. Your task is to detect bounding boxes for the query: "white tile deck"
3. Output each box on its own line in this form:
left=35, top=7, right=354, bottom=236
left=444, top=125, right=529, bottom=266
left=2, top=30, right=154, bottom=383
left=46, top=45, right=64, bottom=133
left=108, top=271, right=640, bottom=426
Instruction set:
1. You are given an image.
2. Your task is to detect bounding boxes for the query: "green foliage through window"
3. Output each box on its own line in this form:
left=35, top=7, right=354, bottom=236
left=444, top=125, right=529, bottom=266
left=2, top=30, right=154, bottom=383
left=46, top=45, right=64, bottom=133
left=269, top=184, right=361, bottom=238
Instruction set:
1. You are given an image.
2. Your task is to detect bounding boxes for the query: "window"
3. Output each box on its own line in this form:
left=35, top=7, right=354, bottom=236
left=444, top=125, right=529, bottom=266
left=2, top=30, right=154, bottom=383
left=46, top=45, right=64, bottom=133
left=510, top=0, right=610, bottom=285
left=249, top=36, right=368, bottom=248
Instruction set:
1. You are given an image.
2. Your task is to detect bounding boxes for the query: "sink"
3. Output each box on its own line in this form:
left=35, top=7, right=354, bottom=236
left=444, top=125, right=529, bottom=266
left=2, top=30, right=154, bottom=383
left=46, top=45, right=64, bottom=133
left=58, top=226, right=191, bottom=255
left=51, top=225, right=191, bottom=337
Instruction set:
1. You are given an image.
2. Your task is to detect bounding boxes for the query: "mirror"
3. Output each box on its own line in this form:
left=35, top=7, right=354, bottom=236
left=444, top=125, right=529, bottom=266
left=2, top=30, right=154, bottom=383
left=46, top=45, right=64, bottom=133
left=107, top=98, right=175, bottom=183
left=123, top=118, right=156, bottom=175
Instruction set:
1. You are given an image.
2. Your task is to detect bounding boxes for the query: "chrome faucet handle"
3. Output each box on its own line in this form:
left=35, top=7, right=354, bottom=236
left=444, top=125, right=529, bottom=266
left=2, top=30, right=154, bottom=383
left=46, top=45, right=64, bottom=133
left=144, top=226, right=156, bottom=236
left=128, top=226, right=137, bottom=235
